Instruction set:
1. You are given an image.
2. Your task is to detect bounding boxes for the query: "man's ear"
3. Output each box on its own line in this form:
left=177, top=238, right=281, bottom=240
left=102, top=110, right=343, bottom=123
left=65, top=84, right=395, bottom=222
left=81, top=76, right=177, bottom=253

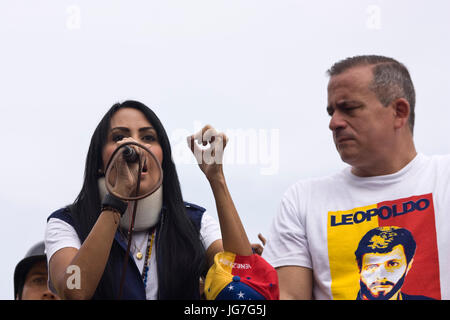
left=392, top=98, right=411, bottom=130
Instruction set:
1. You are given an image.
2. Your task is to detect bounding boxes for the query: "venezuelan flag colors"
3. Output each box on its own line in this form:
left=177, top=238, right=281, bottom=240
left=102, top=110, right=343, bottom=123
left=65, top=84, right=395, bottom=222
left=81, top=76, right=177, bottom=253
left=327, top=193, right=440, bottom=300
left=205, top=251, right=279, bottom=300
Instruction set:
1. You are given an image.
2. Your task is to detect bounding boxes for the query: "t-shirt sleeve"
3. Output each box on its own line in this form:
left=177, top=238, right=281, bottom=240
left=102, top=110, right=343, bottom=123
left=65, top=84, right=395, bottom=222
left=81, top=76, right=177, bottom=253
left=199, top=212, right=222, bottom=250
left=44, top=217, right=82, bottom=295
left=45, top=217, right=82, bottom=265
left=262, top=183, right=312, bottom=269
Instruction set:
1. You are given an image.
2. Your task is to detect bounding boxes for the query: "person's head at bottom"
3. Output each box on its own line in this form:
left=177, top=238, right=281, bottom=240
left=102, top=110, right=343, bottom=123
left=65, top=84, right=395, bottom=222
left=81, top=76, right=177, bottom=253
left=14, top=241, right=60, bottom=300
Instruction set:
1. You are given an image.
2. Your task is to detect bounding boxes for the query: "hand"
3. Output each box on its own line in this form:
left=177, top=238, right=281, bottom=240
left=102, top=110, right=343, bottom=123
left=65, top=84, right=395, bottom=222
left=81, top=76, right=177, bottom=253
left=107, top=138, right=143, bottom=197
left=187, top=125, right=228, bottom=182
left=251, top=233, right=267, bottom=256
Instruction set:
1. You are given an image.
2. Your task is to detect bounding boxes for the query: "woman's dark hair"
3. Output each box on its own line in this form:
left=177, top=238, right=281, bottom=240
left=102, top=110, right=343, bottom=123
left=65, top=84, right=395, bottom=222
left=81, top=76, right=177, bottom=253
left=69, top=100, right=206, bottom=299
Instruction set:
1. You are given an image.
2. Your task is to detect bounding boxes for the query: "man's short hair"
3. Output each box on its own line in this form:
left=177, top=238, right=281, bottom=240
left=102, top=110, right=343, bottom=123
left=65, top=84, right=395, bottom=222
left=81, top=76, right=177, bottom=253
left=354, top=226, right=417, bottom=271
left=327, top=55, right=416, bottom=133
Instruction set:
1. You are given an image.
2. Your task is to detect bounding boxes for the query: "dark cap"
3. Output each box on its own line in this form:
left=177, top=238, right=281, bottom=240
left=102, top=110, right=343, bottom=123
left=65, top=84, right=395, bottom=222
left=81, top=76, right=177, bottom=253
left=14, top=241, right=47, bottom=299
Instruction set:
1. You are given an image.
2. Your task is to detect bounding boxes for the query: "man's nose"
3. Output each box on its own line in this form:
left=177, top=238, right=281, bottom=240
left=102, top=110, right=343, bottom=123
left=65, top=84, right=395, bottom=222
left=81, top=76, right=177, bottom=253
left=329, top=111, right=347, bottom=132
left=373, top=265, right=390, bottom=282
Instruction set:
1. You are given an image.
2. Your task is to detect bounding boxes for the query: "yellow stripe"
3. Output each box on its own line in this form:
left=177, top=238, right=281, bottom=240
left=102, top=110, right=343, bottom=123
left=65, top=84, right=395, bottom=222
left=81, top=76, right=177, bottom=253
left=327, top=204, right=379, bottom=300
left=205, top=252, right=236, bottom=300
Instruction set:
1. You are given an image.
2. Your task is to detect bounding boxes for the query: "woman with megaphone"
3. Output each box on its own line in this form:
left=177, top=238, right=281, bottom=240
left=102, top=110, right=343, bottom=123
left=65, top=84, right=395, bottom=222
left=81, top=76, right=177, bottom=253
left=44, top=100, right=277, bottom=300
left=45, top=101, right=225, bottom=299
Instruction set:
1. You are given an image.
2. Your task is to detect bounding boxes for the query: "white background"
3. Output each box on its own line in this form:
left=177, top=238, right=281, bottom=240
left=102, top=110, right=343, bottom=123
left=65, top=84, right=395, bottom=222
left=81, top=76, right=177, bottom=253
left=1, top=0, right=449, bottom=299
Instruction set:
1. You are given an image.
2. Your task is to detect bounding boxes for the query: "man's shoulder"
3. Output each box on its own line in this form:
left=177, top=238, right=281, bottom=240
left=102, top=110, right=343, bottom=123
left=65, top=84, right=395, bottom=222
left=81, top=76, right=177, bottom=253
left=416, top=153, right=450, bottom=179
left=285, top=170, right=347, bottom=194
left=425, top=153, right=450, bottom=166
left=280, top=171, right=348, bottom=210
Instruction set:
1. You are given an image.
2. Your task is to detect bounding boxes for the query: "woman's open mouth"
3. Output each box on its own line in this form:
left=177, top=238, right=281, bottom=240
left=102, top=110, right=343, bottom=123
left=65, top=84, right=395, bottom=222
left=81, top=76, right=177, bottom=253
left=141, top=160, right=148, bottom=175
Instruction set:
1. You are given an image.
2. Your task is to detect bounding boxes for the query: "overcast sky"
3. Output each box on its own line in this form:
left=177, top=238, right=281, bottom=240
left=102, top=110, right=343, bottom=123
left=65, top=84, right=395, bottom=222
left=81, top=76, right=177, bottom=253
left=1, top=0, right=450, bottom=299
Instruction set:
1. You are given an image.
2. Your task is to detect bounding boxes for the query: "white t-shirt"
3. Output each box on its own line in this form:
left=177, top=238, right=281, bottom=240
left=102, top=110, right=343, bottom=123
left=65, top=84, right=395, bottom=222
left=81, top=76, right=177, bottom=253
left=263, top=153, right=450, bottom=300
left=45, top=211, right=221, bottom=300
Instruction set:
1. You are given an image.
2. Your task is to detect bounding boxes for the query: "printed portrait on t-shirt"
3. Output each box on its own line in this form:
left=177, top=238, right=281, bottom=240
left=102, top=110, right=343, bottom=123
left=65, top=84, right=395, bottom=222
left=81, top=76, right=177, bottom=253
left=354, top=226, right=434, bottom=300
left=327, top=193, right=441, bottom=300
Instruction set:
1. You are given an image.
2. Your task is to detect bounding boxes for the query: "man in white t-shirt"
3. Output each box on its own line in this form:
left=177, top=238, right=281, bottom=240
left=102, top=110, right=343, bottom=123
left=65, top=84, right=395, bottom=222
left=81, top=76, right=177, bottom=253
left=262, top=55, right=450, bottom=300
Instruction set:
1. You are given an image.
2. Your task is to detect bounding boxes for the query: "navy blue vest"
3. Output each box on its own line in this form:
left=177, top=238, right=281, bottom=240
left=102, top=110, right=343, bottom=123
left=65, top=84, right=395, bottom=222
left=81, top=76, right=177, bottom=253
left=47, top=202, right=205, bottom=300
